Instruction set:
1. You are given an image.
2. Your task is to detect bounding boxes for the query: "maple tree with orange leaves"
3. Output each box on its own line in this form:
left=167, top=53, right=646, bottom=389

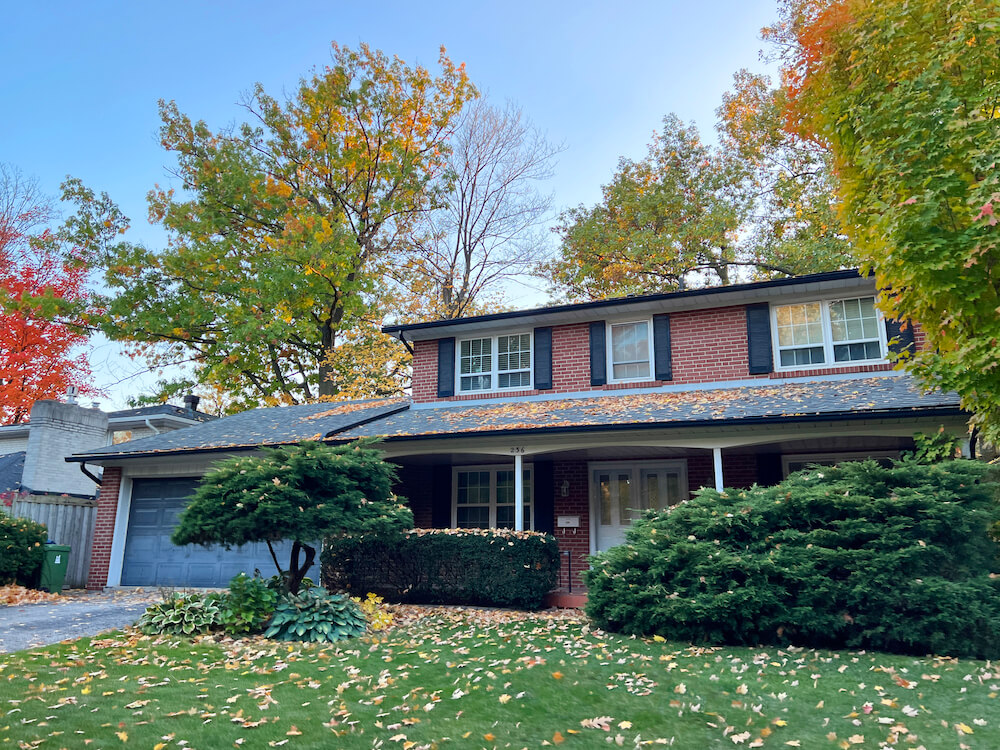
left=0, top=165, right=95, bottom=424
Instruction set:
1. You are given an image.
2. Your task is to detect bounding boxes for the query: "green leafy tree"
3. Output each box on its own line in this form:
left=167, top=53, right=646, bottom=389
left=72, top=44, right=475, bottom=410
left=545, top=115, right=749, bottom=299
left=717, top=70, right=854, bottom=276
left=778, top=0, right=1000, bottom=438
left=172, top=441, right=413, bottom=594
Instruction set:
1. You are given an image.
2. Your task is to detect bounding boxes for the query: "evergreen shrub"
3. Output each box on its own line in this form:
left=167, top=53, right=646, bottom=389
left=585, top=459, right=1000, bottom=658
left=323, top=528, right=560, bottom=610
left=0, top=515, right=47, bottom=586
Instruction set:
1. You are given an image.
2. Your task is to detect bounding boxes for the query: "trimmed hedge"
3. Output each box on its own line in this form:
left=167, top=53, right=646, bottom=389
left=323, top=528, right=560, bottom=610
left=0, top=515, right=48, bottom=586
left=585, top=459, right=1000, bottom=659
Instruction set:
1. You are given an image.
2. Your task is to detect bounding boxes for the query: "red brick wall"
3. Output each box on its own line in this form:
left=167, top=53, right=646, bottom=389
left=409, top=303, right=932, bottom=405
left=551, top=460, right=590, bottom=591
left=396, top=465, right=433, bottom=528
left=87, top=467, right=122, bottom=590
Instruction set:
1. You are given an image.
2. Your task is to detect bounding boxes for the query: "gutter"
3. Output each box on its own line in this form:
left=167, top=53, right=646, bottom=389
left=64, top=404, right=966, bottom=462
left=144, top=418, right=162, bottom=435
left=383, top=269, right=867, bottom=335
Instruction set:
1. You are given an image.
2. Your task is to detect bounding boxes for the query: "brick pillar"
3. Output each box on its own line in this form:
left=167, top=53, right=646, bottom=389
left=87, top=467, right=123, bottom=590
left=552, top=460, right=590, bottom=591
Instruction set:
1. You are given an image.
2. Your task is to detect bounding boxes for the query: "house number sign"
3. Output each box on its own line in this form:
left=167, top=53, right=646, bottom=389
left=509, top=446, right=526, bottom=454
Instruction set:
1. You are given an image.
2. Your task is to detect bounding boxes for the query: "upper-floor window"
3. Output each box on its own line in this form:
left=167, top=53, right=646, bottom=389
left=609, top=320, right=651, bottom=381
left=459, top=333, right=531, bottom=393
left=773, top=296, right=885, bottom=369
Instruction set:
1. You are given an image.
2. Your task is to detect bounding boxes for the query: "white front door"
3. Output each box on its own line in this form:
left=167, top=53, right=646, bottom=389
left=591, top=461, right=687, bottom=553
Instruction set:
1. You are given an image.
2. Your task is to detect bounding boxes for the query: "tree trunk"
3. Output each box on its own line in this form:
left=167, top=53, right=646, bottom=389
left=287, top=540, right=317, bottom=594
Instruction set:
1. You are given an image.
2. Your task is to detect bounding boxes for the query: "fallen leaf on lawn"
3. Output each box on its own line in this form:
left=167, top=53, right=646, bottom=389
left=552, top=731, right=565, bottom=744
left=552, top=671, right=564, bottom=680
left=116, top=731, right=128, bottom=742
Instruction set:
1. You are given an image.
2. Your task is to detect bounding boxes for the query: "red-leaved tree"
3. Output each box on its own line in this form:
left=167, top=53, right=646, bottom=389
left=0, top=165, right=94, bottom=424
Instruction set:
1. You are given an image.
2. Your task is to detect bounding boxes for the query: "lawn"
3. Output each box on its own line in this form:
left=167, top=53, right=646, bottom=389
left=1, top=606, right=997, bottom=749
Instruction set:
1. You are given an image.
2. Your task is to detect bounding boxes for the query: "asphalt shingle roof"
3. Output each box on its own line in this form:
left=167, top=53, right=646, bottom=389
left=336, top=375, right=962, bottom=440
left=73, top=398, right=408, bottom=459
left=70, top=376, right=963, bottom=461
left=0, top=451, right=25, bottom=494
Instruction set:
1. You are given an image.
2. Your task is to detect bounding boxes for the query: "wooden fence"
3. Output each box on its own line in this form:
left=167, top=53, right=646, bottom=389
left=3, top=494, right=96, bottom=588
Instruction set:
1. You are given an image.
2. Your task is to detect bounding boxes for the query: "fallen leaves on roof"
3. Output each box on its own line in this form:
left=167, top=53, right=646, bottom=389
left=305, top=397, right=407, bottom=420
left=371, top=380, right=911, bottom=437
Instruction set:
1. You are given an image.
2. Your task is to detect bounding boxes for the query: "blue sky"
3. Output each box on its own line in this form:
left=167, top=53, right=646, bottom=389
left=1, top=0, right=778, bottom=408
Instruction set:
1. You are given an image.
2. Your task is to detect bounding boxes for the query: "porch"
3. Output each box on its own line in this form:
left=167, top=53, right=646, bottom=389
left=381, top=421, right=959, bottom=594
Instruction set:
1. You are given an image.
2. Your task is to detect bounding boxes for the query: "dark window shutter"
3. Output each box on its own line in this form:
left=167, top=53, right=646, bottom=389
left=431, top=464, right=453, bottom=528
left=532, top=460, right=554, bottom=535
left=533, top=327, right=553, bottom=390
left=885, top=318, right=915, bottom=359
left=746, top=303, right=774, bottom=375
left=437, top=337, right=455, bottom=397
left=756, top=453, right=784, bottom=486
left=652, top=313, right=673, bottom=381
left=589, top=322, right=607, bottom=386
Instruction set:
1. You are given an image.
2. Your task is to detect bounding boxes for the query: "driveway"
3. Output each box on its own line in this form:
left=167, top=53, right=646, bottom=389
left=0, top=590, right=162, bottom=653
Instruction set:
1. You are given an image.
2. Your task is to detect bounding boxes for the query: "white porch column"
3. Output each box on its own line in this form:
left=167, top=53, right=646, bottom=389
left=514, top=453, right=525, bottom=531
left=713, top=447, right=724, bottom=492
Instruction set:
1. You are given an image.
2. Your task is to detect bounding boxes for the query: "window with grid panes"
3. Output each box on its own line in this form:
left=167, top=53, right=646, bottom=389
left=610, top=321, right=651, bottom=380
left=773, top=296, right=885, bottom=369
left=454, top=467, right=532, bottom=529
left=497, top=334, right=531, bottom=389
left=830, top=297, right=881, bottom=362
left=459, top=338, right=492, bottom=392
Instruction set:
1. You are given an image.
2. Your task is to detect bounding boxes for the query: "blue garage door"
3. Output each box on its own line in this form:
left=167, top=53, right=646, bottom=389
left=121, top=478, right=292, bottom=587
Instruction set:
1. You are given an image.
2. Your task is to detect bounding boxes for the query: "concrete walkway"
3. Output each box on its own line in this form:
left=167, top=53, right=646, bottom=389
left=0, top=590, right=161, bottom=654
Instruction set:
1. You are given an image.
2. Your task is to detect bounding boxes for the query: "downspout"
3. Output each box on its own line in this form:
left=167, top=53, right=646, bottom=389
left=144, top=418, right=162, bottom=435
left=396, top=331, right=414, bottom=356
left=79, top=462, right=103, bottom=486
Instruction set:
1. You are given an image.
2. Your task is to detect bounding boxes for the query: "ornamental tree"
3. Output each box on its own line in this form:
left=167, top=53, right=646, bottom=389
left=776, top=0, right=1000, bottom=438
left=171, top=441, right=412, bottom=593
left=0, top=165, right=95, bottom=423
left=75, top=43, right=475, bottom=409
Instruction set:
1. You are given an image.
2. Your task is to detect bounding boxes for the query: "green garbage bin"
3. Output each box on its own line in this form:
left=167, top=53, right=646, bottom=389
left=39, top=544, right=71, bottom=593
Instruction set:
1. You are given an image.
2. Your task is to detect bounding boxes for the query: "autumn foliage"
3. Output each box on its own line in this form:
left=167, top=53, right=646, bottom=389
left=0, top=166, right=94, bottom=424
left=773, top=0, right=1000, bottom=438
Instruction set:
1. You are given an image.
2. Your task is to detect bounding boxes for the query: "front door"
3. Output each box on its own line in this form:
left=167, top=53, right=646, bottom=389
left=591, top=462, right=687, bottom=553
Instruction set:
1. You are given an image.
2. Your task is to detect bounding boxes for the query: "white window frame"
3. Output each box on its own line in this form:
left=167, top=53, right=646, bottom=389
left=781, top=451, right=900, bottom=477
left=606, top=318, right=655, bottom=384
left=451, top=464, right=534, bottom=530
left=770, top=296, right=888, bottom=372
left=456, top=332, right=533, bottom=394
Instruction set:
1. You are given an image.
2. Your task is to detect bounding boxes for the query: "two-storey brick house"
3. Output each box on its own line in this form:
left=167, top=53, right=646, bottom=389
left=71, top=270, right=967, bottom=591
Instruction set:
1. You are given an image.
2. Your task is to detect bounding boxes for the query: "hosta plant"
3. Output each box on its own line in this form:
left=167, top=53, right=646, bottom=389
left=136, top=592, right=224, bottom=636
left=221, top=573, right=277, bottom=636
left=264, top=587, right=366, bottom=643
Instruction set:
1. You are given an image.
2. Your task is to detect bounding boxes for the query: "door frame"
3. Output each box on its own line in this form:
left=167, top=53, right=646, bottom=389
left=587, top=459, right=688, bottom=554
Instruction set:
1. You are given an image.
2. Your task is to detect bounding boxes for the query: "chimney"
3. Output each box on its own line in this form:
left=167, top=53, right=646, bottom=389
left=183, top=394, right=201, bottom=413
left=21, top=400, right=109, bottom=495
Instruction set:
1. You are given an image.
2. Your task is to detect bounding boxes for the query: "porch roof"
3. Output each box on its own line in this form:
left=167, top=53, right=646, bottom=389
left=335, top=376, right=962, bottom=441
left=67, top=397, right=408, bottom=461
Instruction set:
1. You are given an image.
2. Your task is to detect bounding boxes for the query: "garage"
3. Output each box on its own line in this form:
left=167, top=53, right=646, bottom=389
left=121, top=478, right=292, bottom=587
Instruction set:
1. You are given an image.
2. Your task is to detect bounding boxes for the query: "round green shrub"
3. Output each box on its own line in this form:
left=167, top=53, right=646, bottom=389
left=0, top=515, right=48, bottom=586
left=585, top=459, right=1000, bottom=659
